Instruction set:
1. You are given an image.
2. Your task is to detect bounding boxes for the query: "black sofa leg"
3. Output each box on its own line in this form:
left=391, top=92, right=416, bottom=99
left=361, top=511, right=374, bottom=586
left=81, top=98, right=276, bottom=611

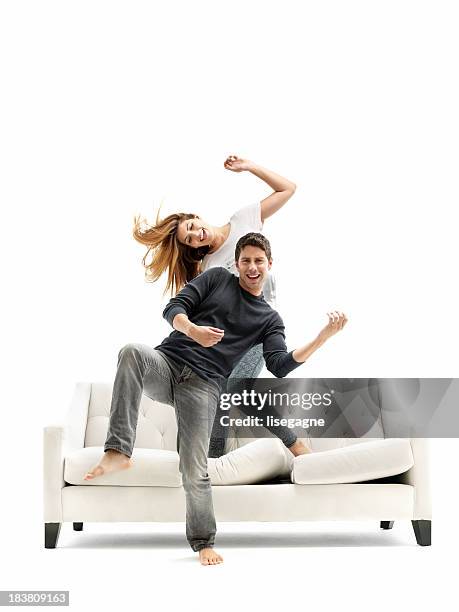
left=380, top=521, right=394, bottom=529
left=73, top=522, right=83, bottom=531
left=412, top=520, right=431, bottom=546
left=45, top=523, right=61, bottom=548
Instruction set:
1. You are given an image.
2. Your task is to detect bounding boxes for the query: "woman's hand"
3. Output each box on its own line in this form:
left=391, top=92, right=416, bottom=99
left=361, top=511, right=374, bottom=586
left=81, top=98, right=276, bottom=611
left=223, top=155, right=252, bottom=172
left=317, top=311, right=348, bottom=343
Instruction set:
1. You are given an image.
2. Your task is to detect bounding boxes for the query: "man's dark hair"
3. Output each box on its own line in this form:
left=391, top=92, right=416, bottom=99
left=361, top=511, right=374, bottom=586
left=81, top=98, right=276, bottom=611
left=235, top=232, right=272, bottom=262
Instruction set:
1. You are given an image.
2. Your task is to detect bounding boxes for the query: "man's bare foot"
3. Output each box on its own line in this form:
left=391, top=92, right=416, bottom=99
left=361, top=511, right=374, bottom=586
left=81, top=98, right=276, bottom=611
left=288, top=439, right=312, bottom=457
left=83, top=449, right=132, bottom=480
left=198, top=548, right=224, bottom=565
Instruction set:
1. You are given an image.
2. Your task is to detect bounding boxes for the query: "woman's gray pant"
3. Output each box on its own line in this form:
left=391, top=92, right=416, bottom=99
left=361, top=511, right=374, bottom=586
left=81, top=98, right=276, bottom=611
left=104, top=343, right=220, bottom=553
left=208, top=344, right=298, bottom=458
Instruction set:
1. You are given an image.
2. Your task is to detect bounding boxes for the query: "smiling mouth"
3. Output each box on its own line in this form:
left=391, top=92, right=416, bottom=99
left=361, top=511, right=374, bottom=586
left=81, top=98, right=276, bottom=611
left=200, top=228, right=206, bottom=241
left=247, top=273, right=260, bottom=280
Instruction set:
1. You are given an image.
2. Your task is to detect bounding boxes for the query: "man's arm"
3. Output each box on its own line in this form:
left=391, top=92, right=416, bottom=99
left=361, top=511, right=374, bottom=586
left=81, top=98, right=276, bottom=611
left=291, top=336, right=327, bottom=363
left=162, top=267, right=224, bottom=327
left=263, top=311, right=348, bottom=377
left=162, top=267, right=227, bottom=348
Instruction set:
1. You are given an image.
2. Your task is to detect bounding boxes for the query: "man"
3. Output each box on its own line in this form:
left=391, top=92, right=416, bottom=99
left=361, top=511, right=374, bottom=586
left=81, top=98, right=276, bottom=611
left=84, top=232, right=348, bottom=565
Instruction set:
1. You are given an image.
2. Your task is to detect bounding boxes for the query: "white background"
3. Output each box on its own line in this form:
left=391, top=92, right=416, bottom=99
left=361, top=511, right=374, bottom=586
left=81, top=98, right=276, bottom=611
left=1, top=1, right=458, bottom=610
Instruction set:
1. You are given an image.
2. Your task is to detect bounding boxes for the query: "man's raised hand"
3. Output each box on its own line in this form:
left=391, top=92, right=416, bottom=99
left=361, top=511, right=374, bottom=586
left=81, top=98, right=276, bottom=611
left=318, top=311, right=348, bottom=342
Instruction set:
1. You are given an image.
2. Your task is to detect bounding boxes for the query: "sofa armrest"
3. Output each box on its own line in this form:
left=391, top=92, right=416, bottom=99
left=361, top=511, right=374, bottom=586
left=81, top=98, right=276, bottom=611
left=43, top=382, right=91, bottom=523
left=398, top=438, right=431, bottom=520
left=43, top=426, right=65, bottom=522
left=63, top=382, right=91, bottom=454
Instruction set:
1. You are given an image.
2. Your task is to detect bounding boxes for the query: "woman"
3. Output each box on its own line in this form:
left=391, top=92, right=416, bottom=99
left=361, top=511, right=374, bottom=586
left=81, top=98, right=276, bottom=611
left=133, top=155, right=310, bottom=458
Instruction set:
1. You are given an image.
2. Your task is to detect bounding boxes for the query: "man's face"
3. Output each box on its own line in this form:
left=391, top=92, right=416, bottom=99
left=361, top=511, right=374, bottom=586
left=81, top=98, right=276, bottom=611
left=236, top=245, right=272, bottom=295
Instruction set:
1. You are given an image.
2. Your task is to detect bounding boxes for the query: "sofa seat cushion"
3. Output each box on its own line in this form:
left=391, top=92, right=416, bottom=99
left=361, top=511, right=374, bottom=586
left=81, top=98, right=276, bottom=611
left=208, top=439, right=288, bottom=485
left=64, top=447, right=183, bottom=487
left=291, top=439, right=414, bottom=485
left=64, top=439, right=288, bottom=487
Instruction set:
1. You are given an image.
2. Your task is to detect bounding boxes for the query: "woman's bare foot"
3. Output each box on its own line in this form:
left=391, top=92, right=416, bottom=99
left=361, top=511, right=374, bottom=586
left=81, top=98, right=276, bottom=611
left=288, top=440, right=312, bottom=457
left=83, top=449, right=132, bottom=480
left=198, top=548, right=224, bottom=565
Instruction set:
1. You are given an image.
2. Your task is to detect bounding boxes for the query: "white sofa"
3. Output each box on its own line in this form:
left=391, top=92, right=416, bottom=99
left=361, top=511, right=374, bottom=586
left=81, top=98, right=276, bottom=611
left=43, top=382, right=432, bottom=548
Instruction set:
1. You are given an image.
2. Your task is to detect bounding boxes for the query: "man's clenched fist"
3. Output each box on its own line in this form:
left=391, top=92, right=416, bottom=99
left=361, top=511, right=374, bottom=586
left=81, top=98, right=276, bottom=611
left=188, top=325, right=225, bottom=348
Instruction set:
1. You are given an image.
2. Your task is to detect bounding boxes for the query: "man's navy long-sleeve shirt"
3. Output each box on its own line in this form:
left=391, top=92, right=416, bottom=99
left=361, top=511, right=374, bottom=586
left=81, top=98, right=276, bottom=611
left=155, top=267, right=302, bottom=387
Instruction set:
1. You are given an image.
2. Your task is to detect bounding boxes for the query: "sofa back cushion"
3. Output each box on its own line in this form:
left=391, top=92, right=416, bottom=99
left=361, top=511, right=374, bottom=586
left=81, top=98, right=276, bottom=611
left=84, top=383, right=178, bottom=451
left=84, top=382, right=386, bottom=453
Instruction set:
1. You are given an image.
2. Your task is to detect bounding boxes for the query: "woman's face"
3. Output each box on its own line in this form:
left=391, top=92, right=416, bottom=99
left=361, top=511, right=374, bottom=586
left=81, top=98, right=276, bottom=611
left=177, top=216, right=214, bottom=249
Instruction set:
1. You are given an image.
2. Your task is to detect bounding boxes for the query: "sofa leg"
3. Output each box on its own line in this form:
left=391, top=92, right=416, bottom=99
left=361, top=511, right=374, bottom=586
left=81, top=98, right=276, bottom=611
left=45, top=523, right=61, bottom=548
left=380, top=521, right=394, bottom=529
left=73, top=522, right=83, bottom=531
left=412, top=520, right=431, bottom=546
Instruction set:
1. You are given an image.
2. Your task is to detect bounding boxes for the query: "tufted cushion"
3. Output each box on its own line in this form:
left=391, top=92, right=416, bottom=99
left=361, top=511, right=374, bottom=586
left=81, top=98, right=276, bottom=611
left=292, top=438, right=414, bottom=484
left=84, top=383, right=178, bottom=451
left=64, top=438, right=288, bottom=487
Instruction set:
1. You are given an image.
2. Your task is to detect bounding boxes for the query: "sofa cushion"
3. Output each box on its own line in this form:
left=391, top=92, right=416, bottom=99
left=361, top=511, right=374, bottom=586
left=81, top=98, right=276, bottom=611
left=291, top=439, right=414, bottom=485
left=208, top=438, right=288, bottom=485
left=64, top=439, right=288, bottom=487
left=64, top=447, right=183, bottom=487
left=84, top=384, right=178, bottom=451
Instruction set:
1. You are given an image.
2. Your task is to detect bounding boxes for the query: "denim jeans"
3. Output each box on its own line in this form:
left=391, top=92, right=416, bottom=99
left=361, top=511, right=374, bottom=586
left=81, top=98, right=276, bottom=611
left=104, top=343, right=220, bottom=552
left=208, top=343, right=298, bottom=458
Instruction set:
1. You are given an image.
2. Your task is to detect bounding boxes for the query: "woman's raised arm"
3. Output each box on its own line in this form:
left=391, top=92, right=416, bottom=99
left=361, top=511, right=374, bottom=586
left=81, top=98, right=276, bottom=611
left=224, top=155, right=296, bottom=222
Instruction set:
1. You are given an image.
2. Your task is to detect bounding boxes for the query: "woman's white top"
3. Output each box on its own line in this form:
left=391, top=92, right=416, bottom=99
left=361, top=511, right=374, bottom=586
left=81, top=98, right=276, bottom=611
left=201, top=201, right=276, bottom=308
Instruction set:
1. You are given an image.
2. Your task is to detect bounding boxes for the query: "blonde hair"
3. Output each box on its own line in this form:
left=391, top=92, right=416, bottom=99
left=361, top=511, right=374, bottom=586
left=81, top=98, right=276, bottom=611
left=132, top=203, right=209, bottom=295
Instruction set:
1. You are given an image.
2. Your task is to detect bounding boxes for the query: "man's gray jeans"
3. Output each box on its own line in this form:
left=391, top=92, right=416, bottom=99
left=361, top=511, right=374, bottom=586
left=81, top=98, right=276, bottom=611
left=104, top=343, right=220, bottom=553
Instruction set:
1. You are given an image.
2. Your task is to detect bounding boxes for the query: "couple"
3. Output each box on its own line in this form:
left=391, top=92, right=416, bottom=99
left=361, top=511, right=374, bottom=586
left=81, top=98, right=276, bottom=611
left=84, top=156, right=348, bottom=565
